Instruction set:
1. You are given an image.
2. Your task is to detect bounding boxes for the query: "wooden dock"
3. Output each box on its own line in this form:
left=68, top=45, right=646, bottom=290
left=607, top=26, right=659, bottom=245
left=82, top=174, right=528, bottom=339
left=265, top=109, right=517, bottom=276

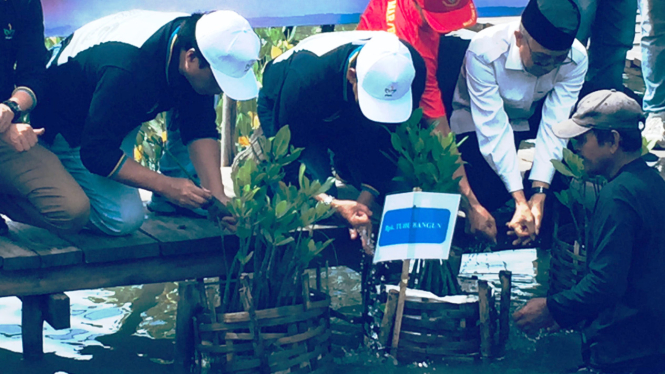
left=0, top=212, right=362, bottom=362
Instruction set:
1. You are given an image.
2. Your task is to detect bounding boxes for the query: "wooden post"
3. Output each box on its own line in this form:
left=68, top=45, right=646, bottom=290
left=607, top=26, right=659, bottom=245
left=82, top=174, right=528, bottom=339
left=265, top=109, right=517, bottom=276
left=174, top=281, right=202, bottom=374
left=302, top=273, right=312, bottom=311
left=220, top=94, right=237, bottom=167
left=499, top=270, right=512, bottom=352
left=43, top=293, right=70, bottom=330
left=378, top=289, right=399, bottom=347
left=478, top=279, right=492, bottom=359
left=21, top=295, right=44, bottom=361
left=315, top=262, right=322, bottom=292
left=390, top=259, right=410, bottom=358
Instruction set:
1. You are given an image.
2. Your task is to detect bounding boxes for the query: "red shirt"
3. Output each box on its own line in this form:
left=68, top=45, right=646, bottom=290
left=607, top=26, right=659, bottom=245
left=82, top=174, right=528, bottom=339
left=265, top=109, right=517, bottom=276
left=357, top=0, right=473, bottom=120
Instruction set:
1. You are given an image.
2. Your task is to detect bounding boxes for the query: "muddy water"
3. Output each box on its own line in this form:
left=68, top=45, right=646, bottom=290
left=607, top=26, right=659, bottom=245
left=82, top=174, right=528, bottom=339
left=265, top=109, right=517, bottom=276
left=0, top=249, right=584, bottom=374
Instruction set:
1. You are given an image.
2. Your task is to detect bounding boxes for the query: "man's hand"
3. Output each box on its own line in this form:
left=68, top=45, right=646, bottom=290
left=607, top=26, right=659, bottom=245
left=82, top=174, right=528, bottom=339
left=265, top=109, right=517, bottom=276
left=331, top=199, right=373, bottom=255
left=207, top=193, right=237, bottom=232
left=513, top=298, right=558, bottom=334
left=0, top=123, right=44, bottom=152
left=507, top=199, right=537, bottom=245
left=466, top=203, right=498, bottom=243
left=161, top=177, right=213, bottom=210
left=529, top=193, right=546, bottom=235
left=0, top=103, right=16, bottom=134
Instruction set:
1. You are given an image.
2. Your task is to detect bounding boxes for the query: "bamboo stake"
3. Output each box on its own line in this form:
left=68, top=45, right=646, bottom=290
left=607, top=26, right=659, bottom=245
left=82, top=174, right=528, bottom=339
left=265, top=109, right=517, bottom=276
left=378, top=289, right=399, bottom=347
left=240, top=274, right=269, bottom=373
left=499, top=270, right=512, bottom=353
left=390, top=259, right=410, bottom=358
left=478, top=279, right=492, bottom=359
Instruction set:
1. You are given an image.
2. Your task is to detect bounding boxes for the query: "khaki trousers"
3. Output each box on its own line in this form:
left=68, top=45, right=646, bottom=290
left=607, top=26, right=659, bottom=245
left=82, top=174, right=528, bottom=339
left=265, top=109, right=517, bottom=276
left=0, top=139, right=90, bottom=234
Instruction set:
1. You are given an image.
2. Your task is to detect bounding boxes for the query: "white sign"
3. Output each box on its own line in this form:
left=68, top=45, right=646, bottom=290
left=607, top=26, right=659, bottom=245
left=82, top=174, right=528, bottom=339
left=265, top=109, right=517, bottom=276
left=373, top=191, right=461, bottom=263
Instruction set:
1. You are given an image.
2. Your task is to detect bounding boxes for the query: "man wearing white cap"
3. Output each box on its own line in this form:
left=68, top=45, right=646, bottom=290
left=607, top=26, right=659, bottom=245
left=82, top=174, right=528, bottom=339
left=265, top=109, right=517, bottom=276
left=30, top=10, right=260, bottom=235
left=257, top=31, right=425, bottom=249
left=514, top=90, right=665, bottom=374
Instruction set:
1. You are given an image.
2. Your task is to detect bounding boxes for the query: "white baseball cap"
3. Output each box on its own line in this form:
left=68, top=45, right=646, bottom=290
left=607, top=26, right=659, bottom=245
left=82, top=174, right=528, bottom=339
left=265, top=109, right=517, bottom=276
left=356, top=33, right=416, bottom=123
left=195, top=11, right=260, bottom=101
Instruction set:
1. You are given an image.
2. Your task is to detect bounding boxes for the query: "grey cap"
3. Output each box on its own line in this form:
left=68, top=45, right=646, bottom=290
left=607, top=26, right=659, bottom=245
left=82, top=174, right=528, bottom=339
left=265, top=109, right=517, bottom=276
left=553, top=90, right=644, bottom=139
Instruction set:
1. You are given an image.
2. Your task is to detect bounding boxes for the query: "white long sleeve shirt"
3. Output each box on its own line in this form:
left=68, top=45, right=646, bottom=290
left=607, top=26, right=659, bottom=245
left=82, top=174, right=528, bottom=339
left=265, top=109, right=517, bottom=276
left=450, top=22, right=588, bottom=194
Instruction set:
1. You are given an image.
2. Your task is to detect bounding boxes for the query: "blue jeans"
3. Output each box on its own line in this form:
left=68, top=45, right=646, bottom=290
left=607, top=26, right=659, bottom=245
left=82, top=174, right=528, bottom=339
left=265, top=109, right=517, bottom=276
left=577, top=0, right=638, bottom=92
left=640, top=0, right=665, bottom=113
left=48, top=132, right=145, bottom=236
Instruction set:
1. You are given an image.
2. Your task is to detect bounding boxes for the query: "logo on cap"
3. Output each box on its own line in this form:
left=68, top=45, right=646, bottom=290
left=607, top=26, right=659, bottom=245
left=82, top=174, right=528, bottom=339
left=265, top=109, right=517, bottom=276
left=244, top=62, right=254, bottom=73
left=385, top=86, right=397, bottom=98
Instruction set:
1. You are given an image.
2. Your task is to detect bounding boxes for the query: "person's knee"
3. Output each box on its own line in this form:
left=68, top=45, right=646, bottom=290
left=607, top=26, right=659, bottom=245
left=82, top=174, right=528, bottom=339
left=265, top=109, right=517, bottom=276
left=55, top=193, right=91, bottom=234
left=90, top=200, right=146, bottom=236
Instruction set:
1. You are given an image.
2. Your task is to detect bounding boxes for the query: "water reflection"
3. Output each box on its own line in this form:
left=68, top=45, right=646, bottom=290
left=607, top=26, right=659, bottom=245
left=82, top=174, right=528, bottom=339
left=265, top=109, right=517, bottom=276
left=0, top=248, right=584, bottom=373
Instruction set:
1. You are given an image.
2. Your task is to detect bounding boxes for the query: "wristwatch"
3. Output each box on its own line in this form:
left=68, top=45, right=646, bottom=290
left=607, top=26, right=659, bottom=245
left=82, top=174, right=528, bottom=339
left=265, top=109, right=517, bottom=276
left=2, top=100, right=22, bottom=123
left=531, top=186, right=548, bottom=195
left=321, top=194, right=335, bottom=205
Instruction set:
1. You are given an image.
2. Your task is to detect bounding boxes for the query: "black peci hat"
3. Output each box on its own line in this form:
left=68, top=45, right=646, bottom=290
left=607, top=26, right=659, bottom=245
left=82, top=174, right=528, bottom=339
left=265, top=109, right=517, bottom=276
left=521, top=0, right=581, bottom=51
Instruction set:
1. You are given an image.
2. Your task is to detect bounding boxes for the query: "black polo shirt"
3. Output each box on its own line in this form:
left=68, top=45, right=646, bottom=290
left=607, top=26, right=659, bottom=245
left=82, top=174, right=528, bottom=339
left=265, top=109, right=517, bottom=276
left=258, top=32, right=426, bottom=195
left=548, top=159, right=665, bottom=371
left=31, top=11, right=219, bottom=177
left=0, top=0, right=47, bottom=103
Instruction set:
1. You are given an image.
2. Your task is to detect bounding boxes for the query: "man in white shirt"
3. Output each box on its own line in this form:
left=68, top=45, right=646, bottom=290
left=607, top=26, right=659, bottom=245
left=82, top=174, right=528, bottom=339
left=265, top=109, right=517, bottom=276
left=450, top=0, right=588, bottom=245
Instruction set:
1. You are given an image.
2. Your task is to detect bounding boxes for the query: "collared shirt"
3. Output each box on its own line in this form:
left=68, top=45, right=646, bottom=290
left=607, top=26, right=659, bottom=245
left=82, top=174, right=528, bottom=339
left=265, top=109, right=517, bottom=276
left=0, top=0, right=47, bottom=105
left=31, top=10, right=219, bottom=177
left=548, top=159, right=665, bottom=371
left=450, top=21, right=587, bottom=193
left=259, top=31, right=426, bottom=195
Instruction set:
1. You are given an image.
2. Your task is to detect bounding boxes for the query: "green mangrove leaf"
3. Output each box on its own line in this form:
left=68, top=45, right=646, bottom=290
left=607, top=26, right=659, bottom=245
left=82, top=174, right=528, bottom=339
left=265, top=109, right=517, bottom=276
left=275, top=236, right=295, bottom=246
left=551, top=159, right=575, bottom=178
left=298, top=163, right=306, bottom=188
left=275, top=200, right=288, bottom=218
left=238, top=251, right=254, bottom=266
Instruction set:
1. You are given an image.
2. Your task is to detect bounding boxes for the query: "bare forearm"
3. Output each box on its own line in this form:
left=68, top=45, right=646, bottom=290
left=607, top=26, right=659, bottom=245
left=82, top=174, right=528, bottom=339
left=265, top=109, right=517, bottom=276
left=112, top=157, right=170, bottom=194
left=188, top=138, right=224, bottom=198
left=6, top=90, right=34, bottom=112
left=454, top=162, right=481, bottom=208
left=425, top=116, right=451, bottom=137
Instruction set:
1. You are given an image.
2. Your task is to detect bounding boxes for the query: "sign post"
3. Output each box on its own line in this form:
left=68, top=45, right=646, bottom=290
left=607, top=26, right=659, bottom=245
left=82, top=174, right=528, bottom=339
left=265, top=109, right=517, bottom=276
left=374, top=189, right=461, bottom=357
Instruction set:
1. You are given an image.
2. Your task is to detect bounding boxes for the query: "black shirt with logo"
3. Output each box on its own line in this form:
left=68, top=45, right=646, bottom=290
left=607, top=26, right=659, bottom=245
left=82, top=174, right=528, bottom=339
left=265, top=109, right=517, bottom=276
left=0, top=0, right=48, bottom=101
left=31, top=14, right=219, bottom=177
left=258, top=33, right=426, bottom=196
left=548, top=159, right=665, bottom=371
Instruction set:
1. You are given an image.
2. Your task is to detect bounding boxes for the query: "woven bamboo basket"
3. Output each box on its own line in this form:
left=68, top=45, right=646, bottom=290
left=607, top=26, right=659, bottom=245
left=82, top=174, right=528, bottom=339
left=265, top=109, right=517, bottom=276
left=549, top=224, right=587, bottom=294
left=397, top=295, right=484, bottom=357
left=194, top=284, right=332, bottom=373
left=382, top=275, right=510, bottom=360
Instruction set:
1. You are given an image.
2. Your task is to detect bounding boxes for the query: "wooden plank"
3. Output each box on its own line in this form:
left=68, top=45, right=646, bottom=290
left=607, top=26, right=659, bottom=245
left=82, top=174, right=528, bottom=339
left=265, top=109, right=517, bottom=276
left=60, top=229, right=159, bottom=264
left=43, top=293, right=70, bottom=330
left=0, top=250, right=234, bottom=297
left=5, top=221, right=82, bottom=268
left=21, top=295, right=44, bottom=360
left=0, top=235, right=40, bottom=271
left=138, top=214, right=229, bottom=257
